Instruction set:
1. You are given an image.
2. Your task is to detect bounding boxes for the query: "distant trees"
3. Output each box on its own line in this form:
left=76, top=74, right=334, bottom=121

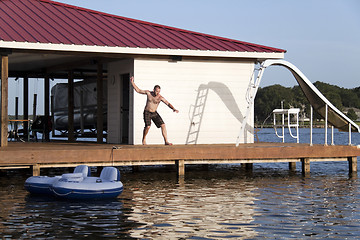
left=254, top=81, right=360, bottom=124
left=313, top=81, right=360, bottom=109
left=346, top=108, right=358, bottom=121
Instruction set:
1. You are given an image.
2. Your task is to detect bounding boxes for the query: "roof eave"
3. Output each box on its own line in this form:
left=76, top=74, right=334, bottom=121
left=0, top=41, right=285, bottom=59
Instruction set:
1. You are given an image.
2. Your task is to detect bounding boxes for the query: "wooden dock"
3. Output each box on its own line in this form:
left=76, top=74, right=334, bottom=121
left=0, top=142, right=359, bottom=176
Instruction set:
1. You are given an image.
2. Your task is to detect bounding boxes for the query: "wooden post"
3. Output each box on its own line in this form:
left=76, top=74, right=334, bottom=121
left=32, top=93, right=37, bottom=141
left=289, top=162, right=296, bottom=171
left=1, top=55, right=8, bottom=147
left=15, top=96, right=18, bottom=134
left=80, top=90, right=84, bottom=135
left=241, top=163, right=253, bottom=170
left=301, top=158, right=310, bottom=175
left=51, top=95, right=55, bottom=138
left=15, top=97, right=18, bottom=118
left=245, top=163, right=253, bottom=170
left=32, top=93, right=37, bottom=121
left=68, top=71, right=75, bottom=142
left=96, top=60, right=104, bottom=143
left=32, top=164, right=40, bottom=176
left=23, top=77, right=29, bottom=138
left=132, top=166, right=140, bottom=172
left=44, top=76, right=50, bottom=141
left=348, top=156, right=357, bottom=174
left=176, top=159, right=185, bottom=177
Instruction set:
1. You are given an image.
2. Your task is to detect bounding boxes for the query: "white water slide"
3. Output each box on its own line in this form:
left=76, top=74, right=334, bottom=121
left=236, top=59, right=360, bottom=146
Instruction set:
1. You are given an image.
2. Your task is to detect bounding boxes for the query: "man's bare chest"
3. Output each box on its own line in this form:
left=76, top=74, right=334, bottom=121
left=147, top=94, right=161, bottom=105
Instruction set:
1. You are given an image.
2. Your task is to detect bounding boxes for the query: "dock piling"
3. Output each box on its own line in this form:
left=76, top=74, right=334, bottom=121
left=289, top=162, right=296, bottom=171
left=245, top=163, right=253, bottom=170
left=348, top=156, right=357, bottom=173
left=32, top=164, right=40, bottom=176
left=176, top=160, right=185, bottom=177
left=301, top=158, right=310, bottom=175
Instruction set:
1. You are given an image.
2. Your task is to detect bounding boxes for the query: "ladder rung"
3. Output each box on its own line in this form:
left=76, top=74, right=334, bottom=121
left=194, top=104, right=205, bottom=108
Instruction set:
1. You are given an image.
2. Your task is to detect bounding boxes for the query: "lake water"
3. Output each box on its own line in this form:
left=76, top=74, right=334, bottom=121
left=1, top=128, right=360, bottom=239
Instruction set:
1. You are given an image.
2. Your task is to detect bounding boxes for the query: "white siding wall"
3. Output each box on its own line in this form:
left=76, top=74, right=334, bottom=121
left=107, top=59, right=134, bottom=144
left=132, top=58, right=254, bottom=145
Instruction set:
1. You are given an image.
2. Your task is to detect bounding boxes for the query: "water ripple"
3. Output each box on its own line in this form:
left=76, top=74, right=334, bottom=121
left=1, top=163, right=360, bottom=239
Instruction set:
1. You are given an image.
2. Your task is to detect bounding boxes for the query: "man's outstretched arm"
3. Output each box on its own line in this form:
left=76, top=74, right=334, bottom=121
left=161, top=97, right=179, bottom=113
left=130, top=76, right=147, bottom=94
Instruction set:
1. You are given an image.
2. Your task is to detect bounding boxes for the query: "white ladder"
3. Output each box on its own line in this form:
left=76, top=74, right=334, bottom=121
left=186, top=85, right=209, bottom=144
left=236, top=63, right=266, bottom=146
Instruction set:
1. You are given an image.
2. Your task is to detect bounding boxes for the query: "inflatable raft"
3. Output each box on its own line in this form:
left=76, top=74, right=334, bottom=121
left=24, top=165, right=89, bottom=195
left=52, top=167, right=123, bottom=200
left=24, top=165, right=123, bottom=200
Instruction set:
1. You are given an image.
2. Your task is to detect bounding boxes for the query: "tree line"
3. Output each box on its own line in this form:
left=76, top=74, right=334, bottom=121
left=254, top=81, right=360, bottom=124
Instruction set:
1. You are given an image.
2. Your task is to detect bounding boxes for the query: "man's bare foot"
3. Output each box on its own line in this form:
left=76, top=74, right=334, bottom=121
left=142, top=141, right=147, bottom=145
left=165, top=142, right=173, bottom=145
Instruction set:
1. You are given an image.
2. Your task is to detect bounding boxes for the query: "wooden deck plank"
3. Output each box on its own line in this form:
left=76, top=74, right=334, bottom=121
left=112, top=144, right=359, bottom=161
left=0, top=142, right=358, bottom=165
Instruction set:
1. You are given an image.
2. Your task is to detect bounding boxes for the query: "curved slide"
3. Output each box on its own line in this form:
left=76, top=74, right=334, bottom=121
left=236, top=59, right=359, bottom=146
left=262, top=60, right=359, bottom=133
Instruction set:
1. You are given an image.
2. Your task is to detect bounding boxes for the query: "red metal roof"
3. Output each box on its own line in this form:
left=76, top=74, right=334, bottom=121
left=0, top=0, right=286, bottom=53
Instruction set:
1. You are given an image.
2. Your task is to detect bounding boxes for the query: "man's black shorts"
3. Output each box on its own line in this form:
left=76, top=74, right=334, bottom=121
left=143, top=110, right=164, bottom=128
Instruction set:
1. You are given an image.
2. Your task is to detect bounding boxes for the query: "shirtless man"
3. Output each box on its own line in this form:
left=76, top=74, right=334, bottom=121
left=130, top=76, right=179, bottom=145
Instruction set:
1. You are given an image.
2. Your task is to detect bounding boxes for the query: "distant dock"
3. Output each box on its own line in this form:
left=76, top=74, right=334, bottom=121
left=0, top=142, right=359, bottom=176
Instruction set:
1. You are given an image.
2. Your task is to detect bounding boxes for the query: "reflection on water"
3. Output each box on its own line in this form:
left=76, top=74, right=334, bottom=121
left=126, top=169, right=257, bottom=239
left=1, top=163, right=360, bottom=239
left=251, top=174, right=360, bottom=238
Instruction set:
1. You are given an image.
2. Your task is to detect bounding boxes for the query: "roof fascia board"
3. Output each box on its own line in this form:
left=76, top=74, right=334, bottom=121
left=0, top=41, right=284, bottom=59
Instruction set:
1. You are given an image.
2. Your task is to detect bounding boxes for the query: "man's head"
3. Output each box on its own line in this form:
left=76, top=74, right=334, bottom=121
left=154, top=85, right=161, bottom=96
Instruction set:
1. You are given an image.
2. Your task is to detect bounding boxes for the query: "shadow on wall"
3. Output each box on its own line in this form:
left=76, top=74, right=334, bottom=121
left=186, top=81, right=253, bottom=144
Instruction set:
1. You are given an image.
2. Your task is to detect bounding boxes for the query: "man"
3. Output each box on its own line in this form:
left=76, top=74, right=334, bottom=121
left=130, top=76, right=179, bottom=145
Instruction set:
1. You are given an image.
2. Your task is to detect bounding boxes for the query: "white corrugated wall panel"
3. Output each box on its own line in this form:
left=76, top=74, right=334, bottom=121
left=132, top=58, right=254, bottom=145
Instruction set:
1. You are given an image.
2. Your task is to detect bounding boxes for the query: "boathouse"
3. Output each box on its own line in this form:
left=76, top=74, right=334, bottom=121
left=0, top=0, right=286, bottom=145
left=1, top=0, right=359, bottom=176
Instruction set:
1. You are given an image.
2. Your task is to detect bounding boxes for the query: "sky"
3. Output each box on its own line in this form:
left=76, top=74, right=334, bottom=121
left=7, top=0, right=360, bottom=114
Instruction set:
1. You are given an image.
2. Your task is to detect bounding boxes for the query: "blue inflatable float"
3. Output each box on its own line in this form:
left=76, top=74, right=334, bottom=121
left=24, top=165, right=123, bottom=200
